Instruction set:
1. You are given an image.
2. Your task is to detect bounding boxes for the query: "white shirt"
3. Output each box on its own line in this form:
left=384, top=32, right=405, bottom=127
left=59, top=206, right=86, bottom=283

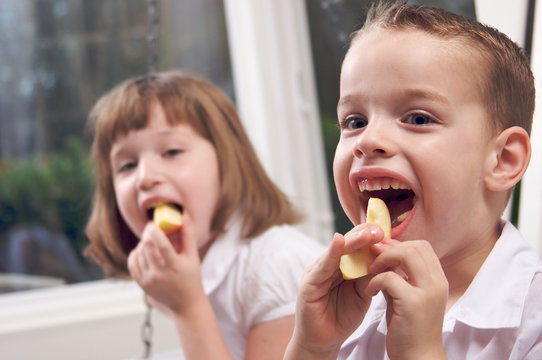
left=201, top=218, right=325, bottom=360
left=339, top=221, right=542, bottom=360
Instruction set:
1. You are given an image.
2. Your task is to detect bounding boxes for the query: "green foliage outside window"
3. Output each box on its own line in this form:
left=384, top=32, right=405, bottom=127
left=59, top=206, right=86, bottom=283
left=0, top=138, right=101, bottom=280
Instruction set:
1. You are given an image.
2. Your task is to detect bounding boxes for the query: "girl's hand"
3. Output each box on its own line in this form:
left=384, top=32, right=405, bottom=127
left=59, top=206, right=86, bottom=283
left=127, top=222, right=205, bottom=317
left=366, top=239, right=449, bottom=360
left=285, top=225, right=384, bottom=360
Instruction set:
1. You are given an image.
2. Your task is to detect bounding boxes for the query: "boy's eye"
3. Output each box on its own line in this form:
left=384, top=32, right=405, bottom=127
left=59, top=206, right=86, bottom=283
left=342, top=116, right=368, bottom=130
left=403, top=113, right=434, bottom=125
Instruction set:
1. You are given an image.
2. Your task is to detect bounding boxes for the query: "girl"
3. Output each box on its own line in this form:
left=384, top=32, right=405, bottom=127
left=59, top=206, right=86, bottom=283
left=85, top=70, right=324, bottom=360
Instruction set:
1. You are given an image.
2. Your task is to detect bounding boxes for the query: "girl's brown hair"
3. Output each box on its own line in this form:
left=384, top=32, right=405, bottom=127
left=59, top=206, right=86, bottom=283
left=349, top=0, right=535, bottom=136
left=85, top=70, right=301, bottom=277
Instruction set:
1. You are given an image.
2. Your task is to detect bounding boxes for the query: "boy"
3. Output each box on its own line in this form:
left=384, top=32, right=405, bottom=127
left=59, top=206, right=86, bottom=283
left=285, top=1, right=541, bottom=359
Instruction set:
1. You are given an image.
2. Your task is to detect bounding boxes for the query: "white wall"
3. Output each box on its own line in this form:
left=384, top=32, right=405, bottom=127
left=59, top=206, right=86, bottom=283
left=0, top=280, right=181, bottom=360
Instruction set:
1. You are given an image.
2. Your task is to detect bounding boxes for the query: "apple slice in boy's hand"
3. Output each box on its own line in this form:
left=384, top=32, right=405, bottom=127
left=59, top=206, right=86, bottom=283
left=153, top=204, right=183, bottom=235
left=339, top=198, right=391, bottom=280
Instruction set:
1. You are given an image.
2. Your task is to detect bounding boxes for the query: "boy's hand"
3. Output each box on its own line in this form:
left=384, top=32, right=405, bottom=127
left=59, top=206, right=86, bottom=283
left=367, top=239, right=449, bottom=360
left=285, top=225, right=384, bottom=360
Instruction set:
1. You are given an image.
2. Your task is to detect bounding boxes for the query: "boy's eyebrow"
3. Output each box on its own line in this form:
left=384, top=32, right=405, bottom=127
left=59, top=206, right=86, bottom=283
left=337, top=88, right=450, bottom=111
left=401, top=88, right=450, bottom=104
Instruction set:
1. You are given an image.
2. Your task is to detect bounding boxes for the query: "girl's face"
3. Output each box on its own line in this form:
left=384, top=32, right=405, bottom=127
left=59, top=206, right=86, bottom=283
left=110, top=102, right=220, bottom=253
left=334, top=28, right=498, bottom=263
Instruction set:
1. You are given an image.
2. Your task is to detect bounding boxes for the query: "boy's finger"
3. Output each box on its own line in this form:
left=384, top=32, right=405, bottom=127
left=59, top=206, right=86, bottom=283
left=342, top=225, right=384, bottom=253
left=365, top=270, right=410, bottom=298
left=305, top=233, right=345, bottom=284
left=369, top=241, right=441, bottom=287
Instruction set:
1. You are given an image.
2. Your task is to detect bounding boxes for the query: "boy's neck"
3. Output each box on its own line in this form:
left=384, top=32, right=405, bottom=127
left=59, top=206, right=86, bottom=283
left=443, top=221, right=504, bottom=311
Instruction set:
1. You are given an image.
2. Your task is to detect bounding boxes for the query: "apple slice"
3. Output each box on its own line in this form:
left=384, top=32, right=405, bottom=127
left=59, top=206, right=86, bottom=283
left=339, top=198, right=391, bottom=280
left=153, top=204, right=183, bottom=235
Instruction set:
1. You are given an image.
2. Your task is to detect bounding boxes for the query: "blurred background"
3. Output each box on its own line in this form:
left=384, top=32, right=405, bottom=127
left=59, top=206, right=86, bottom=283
left=2, top=1, right=541, bottom=359
left=0, top=0, right=481, bottom=294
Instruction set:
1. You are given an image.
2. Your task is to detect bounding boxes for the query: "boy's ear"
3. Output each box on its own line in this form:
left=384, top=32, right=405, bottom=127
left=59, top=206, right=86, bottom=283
left=484, top=126, right=531, bottom=191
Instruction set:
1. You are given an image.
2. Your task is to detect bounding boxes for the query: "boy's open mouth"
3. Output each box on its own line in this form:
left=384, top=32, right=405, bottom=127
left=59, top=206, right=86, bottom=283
left=358, top=178, right=416, bottom=228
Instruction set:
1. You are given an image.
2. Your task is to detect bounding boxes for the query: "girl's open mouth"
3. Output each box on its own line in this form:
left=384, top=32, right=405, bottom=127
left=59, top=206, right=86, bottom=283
left=146, top=202, right=184, bottom=221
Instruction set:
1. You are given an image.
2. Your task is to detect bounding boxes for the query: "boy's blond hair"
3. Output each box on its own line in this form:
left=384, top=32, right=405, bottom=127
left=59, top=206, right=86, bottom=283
left=350, top=0, right=535, bottom=136
left=85, top=70, right=301, bottom=277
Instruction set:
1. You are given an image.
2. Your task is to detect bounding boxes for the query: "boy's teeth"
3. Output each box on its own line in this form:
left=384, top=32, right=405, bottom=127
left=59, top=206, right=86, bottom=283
left=358, top=178, right=410, bottom=192
left=391, top=180, right=402, bottom=189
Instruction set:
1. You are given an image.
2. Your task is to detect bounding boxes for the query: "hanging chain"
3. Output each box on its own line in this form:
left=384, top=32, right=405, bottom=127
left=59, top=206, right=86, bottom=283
left=141, top=297, right=154, bottom=359
left=140, top=1, right=160, bottom=358
left=147, top=0, right=160, bottom=73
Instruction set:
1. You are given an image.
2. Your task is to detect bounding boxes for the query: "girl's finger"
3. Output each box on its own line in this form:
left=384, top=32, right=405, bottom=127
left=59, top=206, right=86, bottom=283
left=142, top=238, right=166, bottom=268
left=142, top=222, right=177, bottom=266
left=127, top=250, right=141, bottom=279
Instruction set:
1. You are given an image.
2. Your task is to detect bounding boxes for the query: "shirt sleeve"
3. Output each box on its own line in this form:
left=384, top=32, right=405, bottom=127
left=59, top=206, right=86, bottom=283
left=240, top=228, right=325, bottom=327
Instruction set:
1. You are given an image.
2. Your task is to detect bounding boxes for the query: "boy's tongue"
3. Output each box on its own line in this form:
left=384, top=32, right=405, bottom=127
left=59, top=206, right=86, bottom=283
left=381, top=196, right=412, bottom=228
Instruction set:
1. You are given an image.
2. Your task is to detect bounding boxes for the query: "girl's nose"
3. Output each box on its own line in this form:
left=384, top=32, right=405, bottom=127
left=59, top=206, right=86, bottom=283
left=353, top=120, right=396, bottom=159
left=136, top=156, right=162, bottom=190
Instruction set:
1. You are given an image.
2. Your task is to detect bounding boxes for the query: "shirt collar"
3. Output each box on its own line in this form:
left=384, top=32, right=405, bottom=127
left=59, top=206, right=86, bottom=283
left=200, top=214, right=245, bottom=295
left=445, top=221, right=541, bottom=330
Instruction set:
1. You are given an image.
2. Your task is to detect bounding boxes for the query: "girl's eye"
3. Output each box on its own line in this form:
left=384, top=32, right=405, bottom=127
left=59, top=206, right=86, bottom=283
left=404, top=113, right=434, bottom=125
left=118, top=161, right=136, bottom=173
left=164, top=148, right=181, bottom=157
left=342, top=116, right=368, bottom=130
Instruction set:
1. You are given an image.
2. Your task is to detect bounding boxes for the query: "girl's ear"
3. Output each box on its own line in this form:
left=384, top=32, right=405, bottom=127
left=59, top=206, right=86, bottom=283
left=484, top=126, right=531, bottom=191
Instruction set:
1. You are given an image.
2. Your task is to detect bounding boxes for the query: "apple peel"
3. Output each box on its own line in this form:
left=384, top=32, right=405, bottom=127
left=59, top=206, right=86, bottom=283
left=339, top=198, right=391, bottom=280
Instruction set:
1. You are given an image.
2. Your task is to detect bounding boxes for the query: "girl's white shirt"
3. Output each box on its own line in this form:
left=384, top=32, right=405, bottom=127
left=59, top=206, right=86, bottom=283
left=339, top=221, right=542, bottom=359
left=200, top=214, right=325, bottom=360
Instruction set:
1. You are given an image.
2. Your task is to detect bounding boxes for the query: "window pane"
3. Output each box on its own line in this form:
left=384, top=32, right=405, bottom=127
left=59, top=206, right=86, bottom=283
left=0, top=0, right=232, bottom=293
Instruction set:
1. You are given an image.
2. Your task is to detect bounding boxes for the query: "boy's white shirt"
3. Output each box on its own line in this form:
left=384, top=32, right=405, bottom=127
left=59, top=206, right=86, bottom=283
left=339, top=221, right=542, bottom=360
left=199, top=214, right=325, bottom=360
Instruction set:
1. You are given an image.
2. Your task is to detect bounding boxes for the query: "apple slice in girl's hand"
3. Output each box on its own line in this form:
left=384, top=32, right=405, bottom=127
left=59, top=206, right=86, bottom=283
left=153, top=204, right=183, bottom=235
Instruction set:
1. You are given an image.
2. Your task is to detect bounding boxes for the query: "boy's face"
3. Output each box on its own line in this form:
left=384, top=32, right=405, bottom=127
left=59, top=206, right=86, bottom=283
left=110, top=102, right=220, bottom=253
left=334, top=28, right=497, bottom=259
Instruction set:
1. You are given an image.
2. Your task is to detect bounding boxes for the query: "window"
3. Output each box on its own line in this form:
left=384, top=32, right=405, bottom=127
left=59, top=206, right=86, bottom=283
left=0, top=0, right=232, bottom=293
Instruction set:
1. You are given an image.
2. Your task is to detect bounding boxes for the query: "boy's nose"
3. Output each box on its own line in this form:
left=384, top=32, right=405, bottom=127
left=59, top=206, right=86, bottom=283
left=136, top=156, right=162, bottom=190
left=353, top=120, right=395, bottom=158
